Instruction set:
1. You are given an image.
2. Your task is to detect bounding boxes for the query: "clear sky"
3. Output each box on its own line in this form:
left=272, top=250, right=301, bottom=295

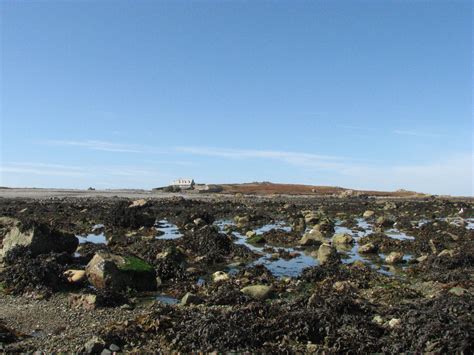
left=0, top=0, right=472, bottom=195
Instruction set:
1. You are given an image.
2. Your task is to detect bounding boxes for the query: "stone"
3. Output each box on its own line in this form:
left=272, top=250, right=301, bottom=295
left=0, top=218, right=78, bottom=261
left=247, top=235, right=265, bottom=244
left=69, top=294, right=97, bottom=310
left=109, top=344, right=120, bottom=352
left=180, top=292, right=203, bottom=306
left=84, top=336, right=105, bottom=354
left=86, top=251, right=157, bottom=291
left=449, top=287, right=468, bottom=296
left=372, top=315, right=384, bottom=325
left=101, top=350, right=112, bottom=355
left=383, top=202, right=397, bottom=210
left=318, top=243, right=340, bottom=265
left=438, top=249, right=455, bottom=258
left=312, top=220, right=334, bottom=236
left=385, top=252, right=404, bottom=264
left=388, top=318, right=401, bottom=329
left=234, top=216, right=250, bottom=227
left=332, top=233, right=354, bottom=245
left=299, top=230, right=325, bottom=246
left=193, top=218, right=205, bottom=226
left=292, top=217, right=306, bottom=233
left=333, top=281, right=353, bottom=292
left=358, top=242, right=377, bottom=254
left=363, top=210, right=375, bottom=218
left=64, top=269, right=86, bottom=283
left=416, top=254, right=428, bottom=263
left=376, top=216, right=394, bottom=228
left=128, top=199, right=147, bottom=208
left=241, top=285, right=272, bottom=300
left=352, top=260, right=367, bottom=269
left=212, top=271, right=229, bottom=282
left=245, top=230, right=257, bottom=238
left=304, top=211, right=320, bottom=225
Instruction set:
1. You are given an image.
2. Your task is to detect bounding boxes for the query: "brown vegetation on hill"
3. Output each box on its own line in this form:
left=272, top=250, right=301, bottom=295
left=217, top=182, right=423, bottom=197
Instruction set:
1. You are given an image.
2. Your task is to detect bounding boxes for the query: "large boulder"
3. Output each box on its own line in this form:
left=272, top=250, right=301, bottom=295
left=0, top=218, right=78, bottom=261
left=317, top=243, right=340, bottom=265
left=85, top=251, right=157, bottom=291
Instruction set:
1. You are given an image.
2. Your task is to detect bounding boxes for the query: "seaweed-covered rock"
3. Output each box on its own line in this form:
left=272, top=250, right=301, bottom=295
left=332, top=233, right=354, bottom=245
left=299, top=230, right=325, bottom=246
left=85, top=251, right=157, bottom=291
left=0, top=218, right=78, bottom=261
left=2, top=247, right=73, bottom=294
left=180, top=225, right=252, bottom=265
left=318, top=243, right=340, bottom=265
left=359, top=242, right=377, bottom=254
left=105, top=201, right=155, bottom=229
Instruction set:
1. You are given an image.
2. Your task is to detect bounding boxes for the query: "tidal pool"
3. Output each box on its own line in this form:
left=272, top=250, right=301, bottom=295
left=156, top=219, right=183, bottom=240
left=77, top=224, right=107, bottom=244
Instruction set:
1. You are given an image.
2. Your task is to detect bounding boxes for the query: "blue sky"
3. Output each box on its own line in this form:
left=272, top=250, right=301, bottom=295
left=0, top=0, right=472, bottom=195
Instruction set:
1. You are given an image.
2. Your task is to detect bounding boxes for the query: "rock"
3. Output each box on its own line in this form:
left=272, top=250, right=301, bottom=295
left=0, top=218, right=78, bottom=261
left=101, top=349, right=112, bottom=355
left=180, top=292, right=203, bottom=306
left=85, top=251, right=157, bottom=291
left=69, top=294, right=97, bottom=310
left=299, top=230, right=325, bottom=246
left=388, top=318, right=401, bottom=329
left=64, top=269, right=86, bottom=283
left=383, top=202, right=397, bottom=210
left=416, top=254, right=428, bottom=263
left=429, top=239, right=438, bottom=254
left=247, top=235, right=265, bottom=244
left=234, top=216, right=250, bottom=227
left=438, top=249, right=455, bottom=258
left=363, top=210, right=375, bottom=218
left=385, top=252, right=404, bottom=264
left=449, top=287, right=468, bottom=296
left=318, top=243, right=340, bottom=265
left=358, top=242, right=377, bottom=254
left=304, top=212, right=320, bottom=225
left=84, top=336, right=105, bottom=354
left=372, top=315, right=384, bottom=325
left=333, top=281, right=353, bottom=292
left=245, top=231, right=257, bottom=238
left=212, top=271, right=229, bottom=282
left=312, top=220, right=335, bottom=236
left=128, top=199, right=147, bottom=208
left=446, top=232, right=459, bottom=241
left=292, top=217, right=306, bottom=233
left=240, top=285, right=272, bottom=300
left=352, top=260, right=367, bottom=269
left=193, top=218, right=205, bottom=226
left=376, top=216, right=394, bottom=228
left=109, top=344, right=120, bottom=352
left=332, top=233, right=354, bottom=245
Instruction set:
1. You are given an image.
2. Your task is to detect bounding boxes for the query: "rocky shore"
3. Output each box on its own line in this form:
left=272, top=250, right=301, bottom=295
left=0, top=194, right=472, bottom=352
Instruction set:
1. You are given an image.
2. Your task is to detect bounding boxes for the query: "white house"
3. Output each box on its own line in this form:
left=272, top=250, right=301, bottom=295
left=171, top=178, right=195, bottom=190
